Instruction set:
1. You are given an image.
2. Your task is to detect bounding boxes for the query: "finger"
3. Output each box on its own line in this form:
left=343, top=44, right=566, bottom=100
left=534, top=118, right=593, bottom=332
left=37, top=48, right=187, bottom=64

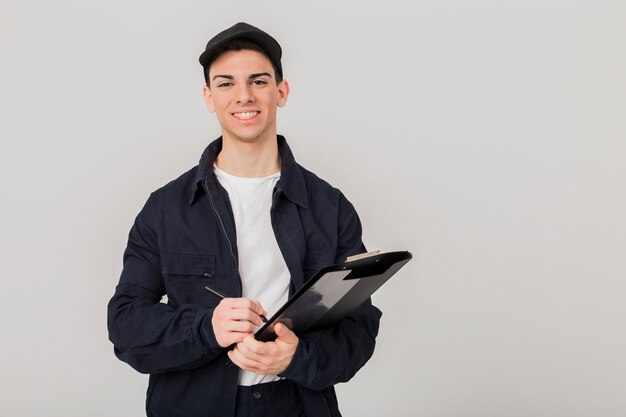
left=219, top=300, right=266, bottom=325
left=229, top=346, right=265, bottom=373
left=224, top=298, right=265, bottom=315
left=220, top=332, right=249, bottom=347
left=227, top=349, right=246, bottom=370
left=217, top=312, right=262, bottom=330
left=235, top=340, right=265, bottom=364
left=274, top=323, right=297, bottom=343
left=222, top=319, right=257, bottom=333
left=212, top=323, right=251, bottom=347
left=246, top=298, right=266, bottom=317
left=214, top=297, right=245, bottom=312
left=241, top=335, right=269, bottom=355
left=254, top=300, right=268, bottom=317
left=225, top=308, right=264, bottom=326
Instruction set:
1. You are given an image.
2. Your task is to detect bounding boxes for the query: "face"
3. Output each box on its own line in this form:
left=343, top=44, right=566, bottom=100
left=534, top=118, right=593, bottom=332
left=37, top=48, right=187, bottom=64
left=203, top=49, right=289, bottom=145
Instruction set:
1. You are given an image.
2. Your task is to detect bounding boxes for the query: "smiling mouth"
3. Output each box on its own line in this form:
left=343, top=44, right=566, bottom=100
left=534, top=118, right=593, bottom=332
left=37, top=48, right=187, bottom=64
left=232, top=111, right=259, bottom=120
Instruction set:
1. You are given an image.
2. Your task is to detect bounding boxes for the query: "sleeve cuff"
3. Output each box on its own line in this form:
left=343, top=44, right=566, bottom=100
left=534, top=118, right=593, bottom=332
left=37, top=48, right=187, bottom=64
left=192, top=308, right=222, bottom=354
left=279, top=335, right=319, bottom=388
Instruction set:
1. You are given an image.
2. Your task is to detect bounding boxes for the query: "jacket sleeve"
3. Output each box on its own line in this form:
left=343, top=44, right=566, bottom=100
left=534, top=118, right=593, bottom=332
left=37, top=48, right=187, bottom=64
left=107, top=194, right=223, bottom=374
left=279, top=192, right=382, bottom=389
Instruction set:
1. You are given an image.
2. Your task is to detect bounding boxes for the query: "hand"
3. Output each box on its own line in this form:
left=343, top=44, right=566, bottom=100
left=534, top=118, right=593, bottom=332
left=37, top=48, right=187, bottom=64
left=211, top=298, right=267, bottom=348
left=227, top=322, right=299, bottom=375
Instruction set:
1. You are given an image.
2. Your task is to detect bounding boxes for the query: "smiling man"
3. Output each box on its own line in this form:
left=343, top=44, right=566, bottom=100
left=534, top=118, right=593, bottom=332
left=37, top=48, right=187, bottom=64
left=108, top=22, right=381, bottom=417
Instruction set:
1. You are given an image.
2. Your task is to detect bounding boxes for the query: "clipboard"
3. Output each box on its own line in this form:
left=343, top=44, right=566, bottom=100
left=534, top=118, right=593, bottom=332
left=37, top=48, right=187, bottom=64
left=255, top=251, right=412, bottom=342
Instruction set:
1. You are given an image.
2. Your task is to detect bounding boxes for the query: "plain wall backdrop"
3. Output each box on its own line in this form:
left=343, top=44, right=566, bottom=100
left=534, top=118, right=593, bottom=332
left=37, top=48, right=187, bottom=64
left=1, top=0, right=625, bottom=416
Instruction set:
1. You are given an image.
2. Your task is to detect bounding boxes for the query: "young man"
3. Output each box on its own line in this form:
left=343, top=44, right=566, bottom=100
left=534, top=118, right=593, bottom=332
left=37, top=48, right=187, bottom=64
left=108, top=22, right=381, bottom=417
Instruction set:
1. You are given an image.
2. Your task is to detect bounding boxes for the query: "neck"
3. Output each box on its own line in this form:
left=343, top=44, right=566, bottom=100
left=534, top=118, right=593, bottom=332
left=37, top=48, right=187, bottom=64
left=215, top=135, right=280, bottom=178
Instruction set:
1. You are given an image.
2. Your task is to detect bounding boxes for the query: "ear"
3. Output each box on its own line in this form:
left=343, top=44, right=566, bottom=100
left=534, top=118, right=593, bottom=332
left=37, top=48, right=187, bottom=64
left=202, top=84, right=215, bottom=113
left=276, top=80, right=290, bottom=108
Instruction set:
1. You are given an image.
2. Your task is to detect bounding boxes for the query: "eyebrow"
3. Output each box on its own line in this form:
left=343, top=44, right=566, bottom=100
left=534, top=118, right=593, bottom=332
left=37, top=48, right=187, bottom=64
left=249, top=72, right=272, bottom=79
left=212, top=72, right=273, bottom=81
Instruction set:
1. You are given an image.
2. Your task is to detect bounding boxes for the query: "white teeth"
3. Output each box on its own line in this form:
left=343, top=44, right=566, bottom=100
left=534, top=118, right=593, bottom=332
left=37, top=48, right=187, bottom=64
left=233, top=111, right=258, bottom=120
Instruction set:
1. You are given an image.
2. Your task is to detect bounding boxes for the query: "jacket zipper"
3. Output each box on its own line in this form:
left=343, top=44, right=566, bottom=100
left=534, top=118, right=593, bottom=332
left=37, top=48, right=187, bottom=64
left=202, top=179, right=238, bottom=269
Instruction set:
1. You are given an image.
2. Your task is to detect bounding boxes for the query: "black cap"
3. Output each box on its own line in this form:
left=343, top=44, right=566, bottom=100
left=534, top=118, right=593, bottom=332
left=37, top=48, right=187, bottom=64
left=199, top=22, right=283, bottom=82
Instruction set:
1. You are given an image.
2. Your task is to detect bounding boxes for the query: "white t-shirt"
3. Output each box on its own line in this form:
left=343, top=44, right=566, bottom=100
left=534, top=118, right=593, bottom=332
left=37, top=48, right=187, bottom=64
left=213, top=165, right=291, bottom=386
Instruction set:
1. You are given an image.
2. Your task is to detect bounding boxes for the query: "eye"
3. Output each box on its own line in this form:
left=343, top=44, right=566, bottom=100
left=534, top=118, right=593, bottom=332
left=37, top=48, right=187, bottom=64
left=251, top=79, right=267, bottom=86
left=217, top=82, right=233, bottom=88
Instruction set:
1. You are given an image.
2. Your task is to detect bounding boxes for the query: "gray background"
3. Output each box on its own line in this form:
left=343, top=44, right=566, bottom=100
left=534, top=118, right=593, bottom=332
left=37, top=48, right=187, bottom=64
left=1, top=0, right=625, bottom=416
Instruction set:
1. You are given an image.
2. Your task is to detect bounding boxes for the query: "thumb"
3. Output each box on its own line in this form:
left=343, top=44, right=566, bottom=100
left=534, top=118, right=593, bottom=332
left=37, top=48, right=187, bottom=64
left=275, top=322, right=297, bottom=343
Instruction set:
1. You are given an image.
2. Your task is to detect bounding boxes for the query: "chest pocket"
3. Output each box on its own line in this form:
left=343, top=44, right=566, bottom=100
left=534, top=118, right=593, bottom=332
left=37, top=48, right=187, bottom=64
left=161, top=253, right=216, bottom=307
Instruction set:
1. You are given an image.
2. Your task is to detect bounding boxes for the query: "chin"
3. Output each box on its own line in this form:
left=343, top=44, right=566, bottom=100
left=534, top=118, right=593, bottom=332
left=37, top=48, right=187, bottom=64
left=228, top=129, right=272, bottom=144
left=232, top=133, right=262, bottom=143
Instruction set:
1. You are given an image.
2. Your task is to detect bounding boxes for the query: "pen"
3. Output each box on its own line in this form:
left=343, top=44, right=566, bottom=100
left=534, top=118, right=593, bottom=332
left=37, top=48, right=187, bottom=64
left=205, top=286, right=269, bottom=323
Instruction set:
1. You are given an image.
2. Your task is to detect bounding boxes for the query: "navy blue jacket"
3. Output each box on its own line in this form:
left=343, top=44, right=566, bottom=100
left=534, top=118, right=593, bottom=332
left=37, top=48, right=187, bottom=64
left=107, top=136, right=382, bottom=417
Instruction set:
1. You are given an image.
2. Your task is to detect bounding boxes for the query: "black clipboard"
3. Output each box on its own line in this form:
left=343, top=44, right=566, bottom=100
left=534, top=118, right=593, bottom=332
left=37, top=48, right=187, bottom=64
left=255, top=251, right=412, bottom=342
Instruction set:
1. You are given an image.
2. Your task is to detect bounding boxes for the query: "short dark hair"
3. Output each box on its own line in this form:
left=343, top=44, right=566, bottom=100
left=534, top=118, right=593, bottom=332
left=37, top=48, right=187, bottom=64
left=204, top=39, right=283, bottom=87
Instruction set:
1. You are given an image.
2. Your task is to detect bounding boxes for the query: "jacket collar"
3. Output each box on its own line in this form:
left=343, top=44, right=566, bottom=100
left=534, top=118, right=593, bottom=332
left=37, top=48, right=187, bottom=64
left=189, top=135, right=309, bottom=209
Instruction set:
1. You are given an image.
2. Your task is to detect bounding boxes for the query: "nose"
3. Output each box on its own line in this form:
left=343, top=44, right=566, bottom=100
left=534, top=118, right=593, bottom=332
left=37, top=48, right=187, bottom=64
left=235, top=83, right=254, bottom=104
